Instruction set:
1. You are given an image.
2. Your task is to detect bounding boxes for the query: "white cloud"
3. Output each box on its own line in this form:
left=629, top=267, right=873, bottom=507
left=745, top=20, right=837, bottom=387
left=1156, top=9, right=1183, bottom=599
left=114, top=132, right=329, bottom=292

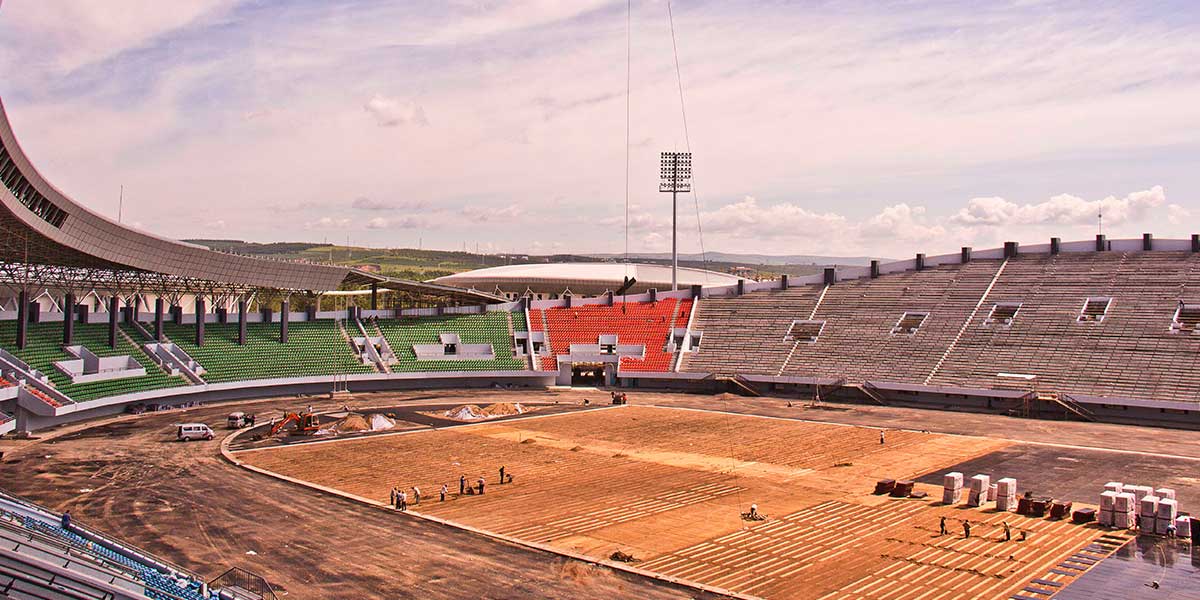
left=363, top=94, right=428, bottom=128
left=951, top=186, right=1166, bottom=227
left=460, top=204, right=524, bottom=222
left=365, top=216, right=426, bottom=230
left=305, top=217, right=351, bottom=230
left=861, top=204, right=946, bottom=242
left=700, top=196, right=847, bottom=238
left=352, top=197, right=428, bottom=211
left=1169, top=204, right=1192, bottom=225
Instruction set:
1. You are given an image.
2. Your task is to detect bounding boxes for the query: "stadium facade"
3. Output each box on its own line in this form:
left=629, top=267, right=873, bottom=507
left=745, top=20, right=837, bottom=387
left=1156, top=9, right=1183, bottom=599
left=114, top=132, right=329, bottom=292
left=1, top=96, right=1200, bottom=434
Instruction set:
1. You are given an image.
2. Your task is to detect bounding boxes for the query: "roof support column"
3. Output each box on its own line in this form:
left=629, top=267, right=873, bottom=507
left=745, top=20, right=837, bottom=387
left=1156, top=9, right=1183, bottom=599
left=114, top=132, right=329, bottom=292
left=15, top=290, right=27, bottom=350
left=154, top=298, right=164, bottom=342
left=370, top=283, right=378, bottom=310
left=279, top=299, right=289, bottom=344
left=195, top=298, right=205, bottom=347
left=62, top=292, right=75, bottom=346
left=238, top=299, right=247, bottom=345
left=108, top=296, right=119, bottom=349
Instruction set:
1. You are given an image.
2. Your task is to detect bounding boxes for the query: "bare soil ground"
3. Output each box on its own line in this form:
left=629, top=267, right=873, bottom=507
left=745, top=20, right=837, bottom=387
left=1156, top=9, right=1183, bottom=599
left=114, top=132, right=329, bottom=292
left=239, top=402, right=1134, bottom=599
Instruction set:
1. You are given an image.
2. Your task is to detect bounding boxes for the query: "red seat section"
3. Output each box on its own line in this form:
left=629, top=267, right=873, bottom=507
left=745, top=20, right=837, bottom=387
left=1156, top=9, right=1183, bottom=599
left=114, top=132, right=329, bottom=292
left=534, top=299, right=691, bottom=373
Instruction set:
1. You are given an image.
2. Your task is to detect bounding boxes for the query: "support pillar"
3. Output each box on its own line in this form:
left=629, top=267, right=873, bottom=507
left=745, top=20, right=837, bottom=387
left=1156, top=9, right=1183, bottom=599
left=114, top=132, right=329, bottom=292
left=961, top=247, right=972, bottom=263
left=1096, top=234, right=1107, bottom=251
left=1004, top=241, right=1019, bottom=258
left=279, top=300, right=290, bottom=344
left=63, top=292, right=75, bottom=346
left=823, top=268, right=836, bottom=285
left=1050, top=237, right=1061, bottom=255
left=1143, top=233, right=1153, bottom=251
left=15, top=290, right=27, bottom=350
left=915, top=253, right=926, bottom=271
left=108, top=296, right=119, bottom=349
left=780, top=275, right=788, bottom=290
left=1192, top=234, right=1200, bottom=253
left=370, top=283, right=378, bottom=310
left=195, top=298, right=205, bottom=347
left=154, top=298, right=165, bottom=342
left=238, top=300, right=247, bottom=345
left=736, top=279, right=745, bottom=295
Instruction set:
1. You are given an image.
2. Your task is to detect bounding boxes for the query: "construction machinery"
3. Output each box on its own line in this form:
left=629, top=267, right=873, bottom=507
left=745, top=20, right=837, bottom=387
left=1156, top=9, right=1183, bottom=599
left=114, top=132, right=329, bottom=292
left=268, top=410, right=321, bottom=436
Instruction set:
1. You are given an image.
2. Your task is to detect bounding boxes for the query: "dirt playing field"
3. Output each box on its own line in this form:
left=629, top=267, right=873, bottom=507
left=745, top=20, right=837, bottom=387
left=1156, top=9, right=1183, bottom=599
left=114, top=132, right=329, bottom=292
left=238, top=404, right=1133, bottom=599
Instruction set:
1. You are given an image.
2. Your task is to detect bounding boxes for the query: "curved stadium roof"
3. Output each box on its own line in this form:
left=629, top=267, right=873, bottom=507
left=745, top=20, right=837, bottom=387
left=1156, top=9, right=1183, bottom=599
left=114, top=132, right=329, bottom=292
left=434, top=262, right=741, bottom=292
left=0, top=97, right=498, bottom=301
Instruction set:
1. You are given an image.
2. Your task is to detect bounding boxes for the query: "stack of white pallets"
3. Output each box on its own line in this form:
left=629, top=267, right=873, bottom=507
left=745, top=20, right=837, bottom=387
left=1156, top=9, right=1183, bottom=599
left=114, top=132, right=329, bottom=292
left=1113, top=492, right=1137, bottom=529
left=1155, top=488, right=1176, bottom=501
left=942, top=472, right=963, bottom=505
left=1139, top=496, right=1160, bottom=532
left=1099, top=491, right=1118, bottom=526
left=1104, top=481, right=1122, bottom=494
left=1156, top=499, right=1178, bottom=535
left=995, top=478, right=1017, bottom=512
left=967, top=474, right=990, bottom=507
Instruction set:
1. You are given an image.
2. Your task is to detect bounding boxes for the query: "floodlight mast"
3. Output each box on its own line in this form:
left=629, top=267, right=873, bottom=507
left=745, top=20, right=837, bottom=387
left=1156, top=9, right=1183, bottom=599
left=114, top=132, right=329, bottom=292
left=659, top=151, right=692, bottom=291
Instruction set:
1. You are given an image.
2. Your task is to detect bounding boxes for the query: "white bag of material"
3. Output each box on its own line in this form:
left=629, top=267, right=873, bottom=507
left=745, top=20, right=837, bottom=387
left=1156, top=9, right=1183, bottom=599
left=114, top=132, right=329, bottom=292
left=970, top=474, right=990, bottom=492
left=996, top=478, right=1017, bottom=496
left=1157, top=498, right=1178, bottom=521
left=1132, top=486, right=1153, bottom=502
left=1100, top=491, right=1118, bottom=510
left=1098, top=509, right=1114, bottom=527
left=943, top=472, right=963, bottom=490
left=1155, top=517, right=1172, bottom=535
left=1141, top=496, right=1161, bottom=517
left=1114, top=493, right=1136, bottom=513
left=942, top=487, right=961, bottom=505
left=1155, top=488, right=1176, bottom=501
left=996, top=494, right=1016, bottom=512
left=1177, top=516, right=1192, bottom=538
left=988, top=484, right=998, bottom=501
left=1139, top=515, right=1156, bottom=532
left=1115, top=511, right=1133, bottom=529
left=1104, top=481, right=1123, bottom=493
left=967, top=489, right=985, bottom=507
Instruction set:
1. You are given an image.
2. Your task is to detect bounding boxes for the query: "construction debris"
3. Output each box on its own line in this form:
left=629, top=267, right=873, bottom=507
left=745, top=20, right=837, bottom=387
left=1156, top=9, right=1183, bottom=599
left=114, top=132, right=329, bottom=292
left=437, top=403, right=532, bottom=422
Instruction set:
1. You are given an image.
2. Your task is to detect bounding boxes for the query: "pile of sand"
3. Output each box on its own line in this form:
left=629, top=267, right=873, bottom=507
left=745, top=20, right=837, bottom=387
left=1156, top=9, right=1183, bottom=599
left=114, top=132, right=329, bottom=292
left=480, top=402, right=527, bottom=417
left=444, top=405, right=485, bottom=421
left=437, top=402, right=533, bottom=422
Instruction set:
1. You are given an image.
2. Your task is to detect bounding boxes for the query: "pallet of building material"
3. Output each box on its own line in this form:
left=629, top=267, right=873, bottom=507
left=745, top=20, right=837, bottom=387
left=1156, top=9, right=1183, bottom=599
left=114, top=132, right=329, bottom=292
left=1138, top=514, right=1156, bottom=533
left=996, top=494, right=1017, bottom=512
left=1176, top=515, right=1192, bottom=538
left=987, top=483, right=998, bottom=502
left=1157, top=498, right=1178, bottom=522
left=942, top=487, right=962, bottom=505
left=1140, top=495, right=1160, bottom=517
left=873, top=479, right=896, bottom=495
left=1098, top=508, right=1114, bottom=526
left=1018, top=496, right=1033, bottom=515
left=889, top=480, right=914, bottom=498
left=943, top=472, right=963, bottom=489
left=1072, top=508, right=1096, bottom=524
left=1029, top=498, right=1051, bottom=518
left=967, top=488, right=986, bottom=507
left=1113, top=492, right=1136, bottom=514
left=1104, top=481, right=1122, bottom=494
left=1114, top=511, right=1134, bottom=529
left=1050, top=501, right=1073, bottom=520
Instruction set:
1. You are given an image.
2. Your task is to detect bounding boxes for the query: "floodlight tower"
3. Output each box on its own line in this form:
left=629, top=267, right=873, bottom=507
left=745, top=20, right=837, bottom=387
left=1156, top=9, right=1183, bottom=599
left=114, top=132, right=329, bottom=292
left=659, top=151, right=692, bottom=290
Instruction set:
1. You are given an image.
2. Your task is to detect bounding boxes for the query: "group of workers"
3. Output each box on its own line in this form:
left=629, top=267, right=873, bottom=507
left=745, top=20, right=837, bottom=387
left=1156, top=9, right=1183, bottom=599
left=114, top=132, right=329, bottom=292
left=940, top=516, right=1026, bottom=541
left=391, top=466, right=513, bottom=511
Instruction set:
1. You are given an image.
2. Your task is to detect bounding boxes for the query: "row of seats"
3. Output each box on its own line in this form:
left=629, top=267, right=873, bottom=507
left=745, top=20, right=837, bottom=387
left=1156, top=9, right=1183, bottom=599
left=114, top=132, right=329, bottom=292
left=0, top=322, right=189, bottom=402
left=682, top=251, right=1200, bottom=404
left=160, top=321, right=375, bottom=383
left=531, top=299, right=691, bottom=372
left=374, top=312, right=527, bottom=372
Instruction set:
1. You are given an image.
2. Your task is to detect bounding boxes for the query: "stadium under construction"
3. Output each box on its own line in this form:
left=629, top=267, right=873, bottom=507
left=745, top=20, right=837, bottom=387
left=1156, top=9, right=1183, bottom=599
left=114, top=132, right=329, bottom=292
left=0, top=56, right=1198, bottom=600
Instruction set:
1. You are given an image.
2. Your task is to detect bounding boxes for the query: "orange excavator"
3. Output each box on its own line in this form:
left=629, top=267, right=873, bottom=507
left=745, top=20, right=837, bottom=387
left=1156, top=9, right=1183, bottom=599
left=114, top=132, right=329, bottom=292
left=269, top=410, right=321, bottom=436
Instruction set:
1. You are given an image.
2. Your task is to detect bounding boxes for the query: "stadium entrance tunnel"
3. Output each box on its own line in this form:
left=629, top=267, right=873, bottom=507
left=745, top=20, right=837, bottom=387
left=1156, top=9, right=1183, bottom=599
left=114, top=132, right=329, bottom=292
left=568, top=362, right=612, bottom=387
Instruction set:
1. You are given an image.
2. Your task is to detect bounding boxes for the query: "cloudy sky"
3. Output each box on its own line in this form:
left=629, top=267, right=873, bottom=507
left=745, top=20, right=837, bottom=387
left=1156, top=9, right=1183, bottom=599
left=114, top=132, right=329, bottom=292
left=1, top=1, right=1198, bottom=258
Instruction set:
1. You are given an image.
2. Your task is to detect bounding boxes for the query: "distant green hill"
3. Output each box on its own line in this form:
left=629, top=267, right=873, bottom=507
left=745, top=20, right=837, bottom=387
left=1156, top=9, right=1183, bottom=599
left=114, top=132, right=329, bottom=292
left=184, top=239, right=835, bottom=281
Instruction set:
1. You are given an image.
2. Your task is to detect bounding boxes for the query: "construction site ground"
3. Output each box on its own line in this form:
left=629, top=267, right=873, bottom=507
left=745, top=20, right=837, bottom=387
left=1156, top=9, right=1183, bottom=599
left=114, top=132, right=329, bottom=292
left=1, top=388, right=1197, bottom=599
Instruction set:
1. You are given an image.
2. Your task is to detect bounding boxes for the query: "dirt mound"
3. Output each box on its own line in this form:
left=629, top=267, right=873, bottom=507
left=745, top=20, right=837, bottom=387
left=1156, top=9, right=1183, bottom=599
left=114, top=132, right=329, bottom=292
left=444, top=405, right=485, bottom=421
left=481, top=402, right=527, bottom=417
left=327, top=413, right=371, bottom=433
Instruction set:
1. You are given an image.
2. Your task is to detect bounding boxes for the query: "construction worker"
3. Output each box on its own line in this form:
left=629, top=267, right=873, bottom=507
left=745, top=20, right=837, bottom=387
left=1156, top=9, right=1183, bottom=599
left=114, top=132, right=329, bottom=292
left=880, top=430, right=886, bottom=445
left=1167, top=522, right=1177, bottom=538
left=1003, top=521, right=1011, bottom=542
left=749, top=504, right=759, bottom=519
left=499, top=466, right=506, bottom=484
left=61, top=510, right=71, bottom=532
left=460, top=474, right=466, bottom=496
left=398, top=490, right=408, bottom=511
left=412, top=486, right=421, bottom=506
left=963, top=519, right=971, bottom=538
left=390, top=487, right=396, bottom=506
left=440, top=484, right=448, bottom=502
left=939, top=516, right=947, bottom=535
left=478, top=476, right=486, bottom=495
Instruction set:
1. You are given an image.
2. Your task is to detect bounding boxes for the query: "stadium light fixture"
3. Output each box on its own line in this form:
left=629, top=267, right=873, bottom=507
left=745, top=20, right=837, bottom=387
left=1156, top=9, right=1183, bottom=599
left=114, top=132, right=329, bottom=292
left=659, top=152, right=692, bottom=290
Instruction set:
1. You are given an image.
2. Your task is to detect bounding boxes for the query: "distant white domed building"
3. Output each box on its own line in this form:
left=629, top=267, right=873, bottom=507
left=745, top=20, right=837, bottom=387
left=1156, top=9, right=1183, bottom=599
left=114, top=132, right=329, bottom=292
left=432, top=262, right=741, bottom=300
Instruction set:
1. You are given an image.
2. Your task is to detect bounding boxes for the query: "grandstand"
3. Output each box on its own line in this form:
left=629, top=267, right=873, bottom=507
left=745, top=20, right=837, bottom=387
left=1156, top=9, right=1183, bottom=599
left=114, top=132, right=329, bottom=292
left=0, top=490, right=272, bottom=600
left=530, top=297, right=692, bottom=378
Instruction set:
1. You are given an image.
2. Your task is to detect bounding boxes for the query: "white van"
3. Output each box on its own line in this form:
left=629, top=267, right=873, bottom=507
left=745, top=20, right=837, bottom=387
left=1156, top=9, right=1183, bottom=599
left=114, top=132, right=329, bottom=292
left=176, top=423, right=214, bottom=441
